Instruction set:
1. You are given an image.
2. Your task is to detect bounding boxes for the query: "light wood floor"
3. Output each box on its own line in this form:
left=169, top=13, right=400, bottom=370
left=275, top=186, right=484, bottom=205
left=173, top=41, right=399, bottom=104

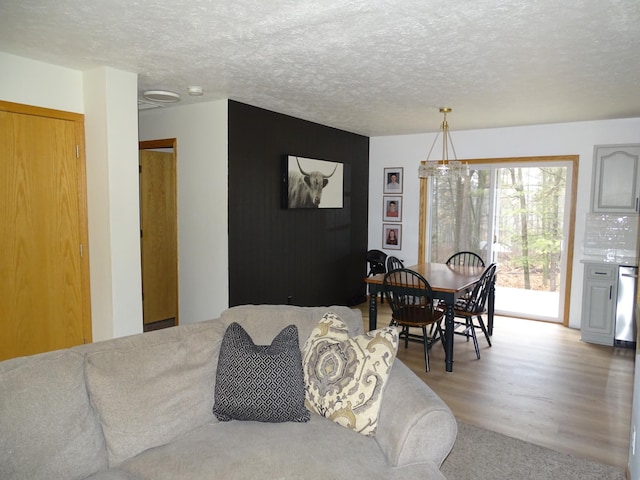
left=356, top=301, right=635, bottom=469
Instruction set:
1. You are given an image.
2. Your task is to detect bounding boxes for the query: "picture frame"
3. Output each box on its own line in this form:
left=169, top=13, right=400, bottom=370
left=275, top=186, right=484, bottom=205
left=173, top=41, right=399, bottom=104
left=282, top=155, right=344, bottom=209
left=383, top=167, right=403, bottom=194
left=382, top=224, right=402, bottom=250
left=383, top=196, right=402, bottom=222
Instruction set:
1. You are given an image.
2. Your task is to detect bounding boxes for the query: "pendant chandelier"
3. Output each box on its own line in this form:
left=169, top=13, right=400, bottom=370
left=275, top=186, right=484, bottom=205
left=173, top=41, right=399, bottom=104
left=418, top=107, right=465, bottom=178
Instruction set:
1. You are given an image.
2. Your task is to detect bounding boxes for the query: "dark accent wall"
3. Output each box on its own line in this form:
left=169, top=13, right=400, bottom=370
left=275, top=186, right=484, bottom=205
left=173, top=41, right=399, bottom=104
left=228, top=100, right=369, bottom=307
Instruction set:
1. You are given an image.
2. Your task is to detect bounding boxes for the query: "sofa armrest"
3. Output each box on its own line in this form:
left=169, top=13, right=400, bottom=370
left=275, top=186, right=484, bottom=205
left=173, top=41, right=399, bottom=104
left=375, top=360, right=457, bottom=468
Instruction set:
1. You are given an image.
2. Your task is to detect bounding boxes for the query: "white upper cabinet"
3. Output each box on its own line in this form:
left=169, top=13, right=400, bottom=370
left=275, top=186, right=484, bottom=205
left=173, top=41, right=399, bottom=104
left=592, top=144, right=640, bottom=213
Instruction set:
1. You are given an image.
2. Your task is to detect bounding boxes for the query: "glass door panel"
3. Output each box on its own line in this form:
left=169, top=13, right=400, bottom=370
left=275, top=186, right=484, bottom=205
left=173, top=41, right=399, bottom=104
left=429, top=168, right=491, bottom=263
left=427, top=160, right=572, bottom=322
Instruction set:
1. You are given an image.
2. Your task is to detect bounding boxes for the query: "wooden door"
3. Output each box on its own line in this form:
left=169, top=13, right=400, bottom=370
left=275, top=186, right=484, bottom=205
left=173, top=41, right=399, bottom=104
left=139, top=145, right=178, bottom=327
left=0, top=101, right=91, bottom=360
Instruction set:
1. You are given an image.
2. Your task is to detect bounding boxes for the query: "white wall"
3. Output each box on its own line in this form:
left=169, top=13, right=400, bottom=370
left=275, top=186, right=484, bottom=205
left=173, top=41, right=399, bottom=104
left=370, top=118, right=640, bottom=329
left=1, top=52, right=144, bottom=341
left=84, top=67, right=143, bottom=340
left=138, top=101, right=229, bottom=324
left=0, top=52, right=84, bottom=112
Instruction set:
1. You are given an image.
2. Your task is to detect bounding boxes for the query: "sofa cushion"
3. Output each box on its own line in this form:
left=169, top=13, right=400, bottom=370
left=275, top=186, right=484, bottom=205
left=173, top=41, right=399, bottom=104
left=0, top=350, right=107, bottom=480
left=84, top=321, right=224, bottom=467
left=115, top=417, right=445, bottom=480
left=213, top=322, right=309, bottom=423
left=302, top=312, right=398, bottom=436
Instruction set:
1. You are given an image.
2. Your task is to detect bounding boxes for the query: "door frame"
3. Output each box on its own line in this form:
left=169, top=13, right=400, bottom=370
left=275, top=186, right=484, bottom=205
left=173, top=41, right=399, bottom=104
left=138, top=138, right=179, bottom=328
left=419, top=155, right=579, bottom=326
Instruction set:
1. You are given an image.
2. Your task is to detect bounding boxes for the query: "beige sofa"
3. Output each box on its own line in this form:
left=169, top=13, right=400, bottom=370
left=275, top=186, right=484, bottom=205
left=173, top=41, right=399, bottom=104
left=0, top=305, right=457, bottom=480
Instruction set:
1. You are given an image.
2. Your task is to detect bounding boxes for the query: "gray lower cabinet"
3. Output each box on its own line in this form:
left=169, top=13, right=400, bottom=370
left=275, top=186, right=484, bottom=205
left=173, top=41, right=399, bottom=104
left=581, top=263, right=616, bottom=345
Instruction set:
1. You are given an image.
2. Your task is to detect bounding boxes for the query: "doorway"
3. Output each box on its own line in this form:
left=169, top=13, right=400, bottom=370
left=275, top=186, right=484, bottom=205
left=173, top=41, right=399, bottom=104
left=420, top=156, right=578, bottom=324
left=139, top=139, right=178, bottom=331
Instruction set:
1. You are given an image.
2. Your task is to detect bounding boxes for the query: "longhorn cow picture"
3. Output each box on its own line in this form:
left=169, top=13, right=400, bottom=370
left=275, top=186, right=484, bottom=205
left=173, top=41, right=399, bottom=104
left=283, top=156, right=344, bottom=209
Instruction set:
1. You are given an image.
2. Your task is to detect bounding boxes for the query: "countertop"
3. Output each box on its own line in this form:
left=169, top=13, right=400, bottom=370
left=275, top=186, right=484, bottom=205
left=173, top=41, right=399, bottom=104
left=580, top=255, right=638, bottom=266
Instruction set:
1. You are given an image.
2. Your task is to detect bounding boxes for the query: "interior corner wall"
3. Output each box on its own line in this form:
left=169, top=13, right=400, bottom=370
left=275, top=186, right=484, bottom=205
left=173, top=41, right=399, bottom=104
left=138, top=100, right=229, bottom=324
left=0, top=53, right=144, bottom=342
left=84, top=66, right=143, bottom=341
left=228, top=100, right=369, bottom=307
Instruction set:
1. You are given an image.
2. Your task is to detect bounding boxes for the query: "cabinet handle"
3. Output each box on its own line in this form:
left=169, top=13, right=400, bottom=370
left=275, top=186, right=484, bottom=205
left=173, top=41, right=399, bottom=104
left=594, top=272, right=607, bottom=275
left=609, top=285, right=612, bottom=300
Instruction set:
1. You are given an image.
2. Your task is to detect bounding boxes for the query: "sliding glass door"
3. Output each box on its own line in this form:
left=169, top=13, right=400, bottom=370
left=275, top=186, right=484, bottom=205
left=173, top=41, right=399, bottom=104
left=423, top=157, right=578, bottom=323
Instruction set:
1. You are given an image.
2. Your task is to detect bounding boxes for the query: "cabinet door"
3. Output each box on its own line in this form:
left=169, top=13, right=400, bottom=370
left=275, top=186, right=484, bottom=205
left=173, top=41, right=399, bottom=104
left=592, top=144, right=640, bottom=213
left=581, top=264, right=616, bottom=345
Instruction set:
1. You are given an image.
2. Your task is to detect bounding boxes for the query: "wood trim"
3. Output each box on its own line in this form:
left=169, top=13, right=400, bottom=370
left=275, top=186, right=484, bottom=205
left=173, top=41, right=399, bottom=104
left=418, top=161, right=427, bottom=262
left=563, top=155, right=579, bottom=327
left=139, top=138, right=176, bottom=150
left=75, top=118, right=92, bottom=342
left=418, top=155, right=579, bottom=326
left=0, top=100, right=84, bottom=122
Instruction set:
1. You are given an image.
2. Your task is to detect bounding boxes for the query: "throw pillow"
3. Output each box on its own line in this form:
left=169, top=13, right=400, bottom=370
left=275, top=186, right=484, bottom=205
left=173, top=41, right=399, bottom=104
left=213, top=322, right=310, bottom=423
left=302, top=312, right=399, bottom=436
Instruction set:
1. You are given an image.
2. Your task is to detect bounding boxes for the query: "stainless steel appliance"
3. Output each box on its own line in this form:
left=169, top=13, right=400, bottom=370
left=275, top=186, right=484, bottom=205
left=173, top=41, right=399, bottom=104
left=615, top=266, right=638, bottom=348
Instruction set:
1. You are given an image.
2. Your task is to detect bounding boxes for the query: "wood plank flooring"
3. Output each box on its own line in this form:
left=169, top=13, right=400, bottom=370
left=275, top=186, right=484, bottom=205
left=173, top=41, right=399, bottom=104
left=356, top=301, right=635, bottom=469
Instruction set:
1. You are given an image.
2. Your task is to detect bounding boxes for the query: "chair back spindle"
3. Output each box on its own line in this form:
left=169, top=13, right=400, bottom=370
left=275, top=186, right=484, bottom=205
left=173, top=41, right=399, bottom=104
left=446, top=251, right=485, bottom=268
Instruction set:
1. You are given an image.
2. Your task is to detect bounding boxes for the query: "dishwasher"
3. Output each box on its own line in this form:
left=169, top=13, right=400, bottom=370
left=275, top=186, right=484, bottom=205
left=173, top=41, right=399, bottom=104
left=615, top=266, right=638, bottom=348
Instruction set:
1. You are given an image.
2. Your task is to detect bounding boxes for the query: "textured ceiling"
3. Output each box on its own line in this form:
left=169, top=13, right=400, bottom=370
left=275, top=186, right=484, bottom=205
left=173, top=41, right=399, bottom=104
left=1, top=0, right=639, bottom=136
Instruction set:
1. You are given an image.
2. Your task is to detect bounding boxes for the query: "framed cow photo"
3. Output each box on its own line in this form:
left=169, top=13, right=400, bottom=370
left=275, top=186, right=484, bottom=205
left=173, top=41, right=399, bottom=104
left=282, top=155, right=344, bottom=209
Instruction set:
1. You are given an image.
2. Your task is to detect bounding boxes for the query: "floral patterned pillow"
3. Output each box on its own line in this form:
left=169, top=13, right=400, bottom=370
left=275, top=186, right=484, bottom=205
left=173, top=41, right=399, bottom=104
left=302, top=312, right=398, bottom=436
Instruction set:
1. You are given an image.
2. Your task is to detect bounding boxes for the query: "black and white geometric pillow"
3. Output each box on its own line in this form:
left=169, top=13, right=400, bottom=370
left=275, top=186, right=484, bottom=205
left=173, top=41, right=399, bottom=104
left=213, top=322, right=310, bottom=423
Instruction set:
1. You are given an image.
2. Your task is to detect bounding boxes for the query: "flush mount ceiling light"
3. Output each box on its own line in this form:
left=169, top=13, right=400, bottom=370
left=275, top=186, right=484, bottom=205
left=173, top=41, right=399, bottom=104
left=142, top=90, right=181, bottom=103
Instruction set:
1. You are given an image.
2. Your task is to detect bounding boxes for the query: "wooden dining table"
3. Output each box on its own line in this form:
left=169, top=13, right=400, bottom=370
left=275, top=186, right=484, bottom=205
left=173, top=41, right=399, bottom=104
left=365, top=263, right=494, bottom=373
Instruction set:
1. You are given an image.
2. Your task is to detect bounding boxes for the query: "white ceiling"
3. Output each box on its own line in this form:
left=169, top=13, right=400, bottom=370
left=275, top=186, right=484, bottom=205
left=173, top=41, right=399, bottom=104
left=1, top=0, right=639, bottom=136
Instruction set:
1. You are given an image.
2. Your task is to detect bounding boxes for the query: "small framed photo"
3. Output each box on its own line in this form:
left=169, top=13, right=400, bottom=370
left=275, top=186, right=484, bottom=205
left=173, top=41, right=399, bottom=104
left=383, top=196, right=402, bottom=222
left=383, top=167, right=403, bottom=194
left=383, top=224, right=402, bottom=250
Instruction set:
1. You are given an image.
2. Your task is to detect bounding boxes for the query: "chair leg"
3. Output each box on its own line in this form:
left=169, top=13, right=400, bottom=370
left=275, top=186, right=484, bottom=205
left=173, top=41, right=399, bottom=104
left=422, top=325, right=430, bottom=372
left=468, top=317, right=480, bottom=359
left=477, top=315, right=492, bottom=347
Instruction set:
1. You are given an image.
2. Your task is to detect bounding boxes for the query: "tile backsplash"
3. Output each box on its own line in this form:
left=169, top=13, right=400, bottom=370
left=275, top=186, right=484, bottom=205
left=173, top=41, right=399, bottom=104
left=583, top=213, right=639, bottom=261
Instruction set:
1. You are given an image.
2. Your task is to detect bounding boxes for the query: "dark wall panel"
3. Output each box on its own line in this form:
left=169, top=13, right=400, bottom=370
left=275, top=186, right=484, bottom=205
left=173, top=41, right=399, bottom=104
left=228, top=101, right=369, bottom=307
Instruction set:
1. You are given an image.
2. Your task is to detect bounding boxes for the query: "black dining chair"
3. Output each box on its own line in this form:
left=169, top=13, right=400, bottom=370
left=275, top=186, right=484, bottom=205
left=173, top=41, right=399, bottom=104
left=386, top=255, right=404, bottom=272
left=367, top=249, right=388, bottom=303
left=383, top=268, right=446, bottom=372
left=445, top=251, right=486, bottom=267
left=452, top=263, right=496, bottom=359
